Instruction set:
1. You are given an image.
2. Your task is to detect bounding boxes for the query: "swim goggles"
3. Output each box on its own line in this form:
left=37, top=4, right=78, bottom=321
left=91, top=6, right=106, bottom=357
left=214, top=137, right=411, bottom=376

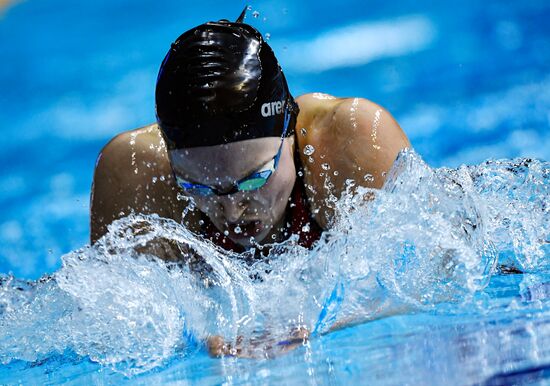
left=173, top=107, right=292, bottom=197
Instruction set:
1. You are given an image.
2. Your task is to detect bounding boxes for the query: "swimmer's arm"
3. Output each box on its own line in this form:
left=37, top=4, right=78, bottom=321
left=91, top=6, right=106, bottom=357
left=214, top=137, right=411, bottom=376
left=332, top=98, right=411, bottom=190
left=207, top=328, right=310, bottom=358
left=90, top=127, right=188, bottom=245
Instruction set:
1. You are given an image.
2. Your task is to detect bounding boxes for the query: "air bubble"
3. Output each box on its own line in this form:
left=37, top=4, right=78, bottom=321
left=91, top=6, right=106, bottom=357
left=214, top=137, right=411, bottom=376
left=303, top=145, right=315, bottom=156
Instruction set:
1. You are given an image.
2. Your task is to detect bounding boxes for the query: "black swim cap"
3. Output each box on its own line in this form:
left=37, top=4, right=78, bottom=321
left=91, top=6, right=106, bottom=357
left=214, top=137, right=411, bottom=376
left=155, top=15, right=299, bottom=149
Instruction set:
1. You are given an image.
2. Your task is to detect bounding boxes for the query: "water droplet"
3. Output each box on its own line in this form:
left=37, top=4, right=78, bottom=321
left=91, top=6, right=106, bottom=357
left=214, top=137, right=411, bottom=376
left=303, top=144, right=315, bottom=156
left=364, top=174, right=375, bottom=182
left=265, top=33, right=271, bottom=40
left=301, top=223, right=311, bottom=233
left=345, top=179, right=356, bottom=187
left=300, top=127, right=307, bottom=136
left=247, top=5, right=252, bottom=10
left=262, top=17, right=267, bottom=22
left=297, top=171, right=304, bottom=177
left=252, top=11, right=260, bottom=18
left=160, top=175, right=166, bottom=181
left=333, top=170, right=339, bottom=176
left=152, top=177, right=158, bottom=183
left=234, top=226, right=242, bottom=234
left=321, top=163, right=330, bottom=171
left=224, top=230, right=229, bottom=236
left=198, top=220, right=204, bottom=226
left=308, top=156, right=314, bottom=164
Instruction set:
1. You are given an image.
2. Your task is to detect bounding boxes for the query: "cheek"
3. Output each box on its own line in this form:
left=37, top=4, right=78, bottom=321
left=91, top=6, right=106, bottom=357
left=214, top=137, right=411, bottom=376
left=191, top=197, right=219, bottom=216
left=252, top=166, right=296, bottom=217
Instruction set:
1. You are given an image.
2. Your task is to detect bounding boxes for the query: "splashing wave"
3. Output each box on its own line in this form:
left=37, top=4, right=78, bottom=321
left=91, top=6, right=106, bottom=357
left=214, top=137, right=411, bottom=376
left=0, top=149, right=548, bottom=375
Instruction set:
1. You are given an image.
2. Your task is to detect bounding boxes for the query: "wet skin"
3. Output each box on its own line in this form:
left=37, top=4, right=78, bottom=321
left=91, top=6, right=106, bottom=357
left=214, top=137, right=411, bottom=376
left=90, top=93, right=410, bottom=247
left=90, top=92, right=411, bottom=357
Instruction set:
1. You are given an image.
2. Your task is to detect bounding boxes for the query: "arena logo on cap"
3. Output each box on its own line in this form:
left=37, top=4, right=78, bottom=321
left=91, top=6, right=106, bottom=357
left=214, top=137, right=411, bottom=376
left=261, top=100, right=286, bottom=117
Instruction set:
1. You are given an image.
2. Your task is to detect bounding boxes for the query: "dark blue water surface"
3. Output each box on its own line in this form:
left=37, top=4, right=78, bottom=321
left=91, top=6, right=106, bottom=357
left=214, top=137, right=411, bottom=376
left=0, top=0, right=549, bottom=384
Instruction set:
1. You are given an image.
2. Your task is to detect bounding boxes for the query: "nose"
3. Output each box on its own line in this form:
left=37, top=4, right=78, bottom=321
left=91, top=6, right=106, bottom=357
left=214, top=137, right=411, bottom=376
left=219, top=195, right=248, bottom=223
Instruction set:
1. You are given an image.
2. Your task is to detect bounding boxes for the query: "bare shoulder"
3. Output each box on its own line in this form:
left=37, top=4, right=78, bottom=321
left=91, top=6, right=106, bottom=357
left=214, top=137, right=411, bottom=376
left=91, top=123, right=184, bottom=243
left=330, top=97, right=408, bottom=142
left=295, top=92, right=343, bottom=123
left=99, top=123, right=166, bottom=163
left=296, top=95, right=410, bottom=228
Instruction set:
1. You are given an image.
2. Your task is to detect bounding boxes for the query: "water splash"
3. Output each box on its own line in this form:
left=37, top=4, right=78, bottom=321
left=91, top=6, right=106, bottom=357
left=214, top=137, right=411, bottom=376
left=0, top=150, right=548, bottom=375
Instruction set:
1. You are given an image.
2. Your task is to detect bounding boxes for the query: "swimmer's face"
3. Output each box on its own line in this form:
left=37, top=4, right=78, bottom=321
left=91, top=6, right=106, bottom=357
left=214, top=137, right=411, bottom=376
left=169, top=137, right=296, bottom=247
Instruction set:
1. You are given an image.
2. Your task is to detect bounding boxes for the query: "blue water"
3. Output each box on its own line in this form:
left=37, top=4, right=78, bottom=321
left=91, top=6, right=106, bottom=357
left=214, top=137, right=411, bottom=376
left=0, top=0, right=549, bottom=384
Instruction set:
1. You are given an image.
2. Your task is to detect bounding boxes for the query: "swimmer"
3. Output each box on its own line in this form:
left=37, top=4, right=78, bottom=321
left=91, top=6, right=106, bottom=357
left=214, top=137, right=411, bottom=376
left=90, top=8, right=411, bottom=355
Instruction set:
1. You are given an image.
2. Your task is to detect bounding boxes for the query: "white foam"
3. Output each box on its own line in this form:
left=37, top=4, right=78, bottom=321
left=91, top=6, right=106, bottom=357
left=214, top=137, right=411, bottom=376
left=0, top=150, right=548, bottom=375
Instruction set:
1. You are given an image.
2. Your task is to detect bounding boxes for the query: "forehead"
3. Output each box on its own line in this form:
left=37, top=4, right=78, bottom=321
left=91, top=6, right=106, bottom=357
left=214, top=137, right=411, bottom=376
left=170, top=137, right=280, bottom=180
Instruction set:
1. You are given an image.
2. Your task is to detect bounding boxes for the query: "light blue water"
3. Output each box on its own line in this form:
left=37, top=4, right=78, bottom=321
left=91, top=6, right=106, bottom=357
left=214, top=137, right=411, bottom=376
left=0, top=0, right=549, bottom=384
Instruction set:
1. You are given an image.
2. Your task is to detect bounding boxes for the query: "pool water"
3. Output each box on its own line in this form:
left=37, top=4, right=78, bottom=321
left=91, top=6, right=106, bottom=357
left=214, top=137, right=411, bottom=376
left=1, top=0, right=549, bottom=384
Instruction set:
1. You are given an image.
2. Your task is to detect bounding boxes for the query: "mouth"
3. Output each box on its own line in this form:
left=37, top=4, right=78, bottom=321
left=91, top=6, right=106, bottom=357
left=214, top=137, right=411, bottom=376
left=226, top=221, right=264, bottom=239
